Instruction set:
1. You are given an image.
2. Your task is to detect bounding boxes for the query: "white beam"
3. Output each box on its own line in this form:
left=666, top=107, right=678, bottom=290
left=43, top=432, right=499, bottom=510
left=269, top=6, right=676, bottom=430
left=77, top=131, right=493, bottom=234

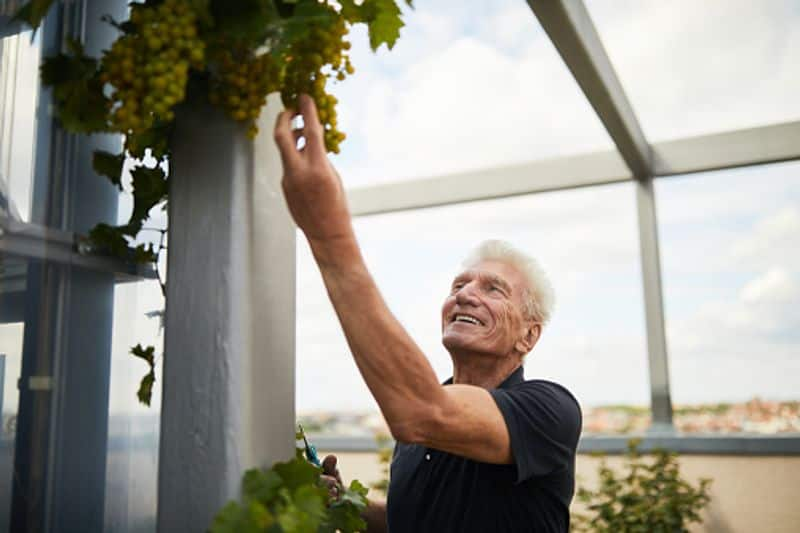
left=346, top=120, right=800, bottom=217
left=526, top=0, right=652, bottom=178
left=652, top=120, right=800, bottom=176
left=348, top=150, right=630, bottom=216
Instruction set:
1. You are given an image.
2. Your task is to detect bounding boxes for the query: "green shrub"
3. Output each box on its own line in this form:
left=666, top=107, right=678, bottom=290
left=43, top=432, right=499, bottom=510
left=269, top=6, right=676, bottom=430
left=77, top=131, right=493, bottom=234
left=572, top=439, right=712, bottom=533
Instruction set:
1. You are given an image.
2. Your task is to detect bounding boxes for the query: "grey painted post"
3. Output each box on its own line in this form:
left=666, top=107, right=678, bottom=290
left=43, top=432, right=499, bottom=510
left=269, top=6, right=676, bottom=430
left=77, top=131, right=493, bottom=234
left=635, top=177, right=674, bottom=433
left=157, top=93, right=296, bottom=531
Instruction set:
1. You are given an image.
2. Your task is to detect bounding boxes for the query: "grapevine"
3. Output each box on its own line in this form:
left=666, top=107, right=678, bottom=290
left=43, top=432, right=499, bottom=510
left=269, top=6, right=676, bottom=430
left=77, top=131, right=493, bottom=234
left=17, top=0, right=413, bottom=407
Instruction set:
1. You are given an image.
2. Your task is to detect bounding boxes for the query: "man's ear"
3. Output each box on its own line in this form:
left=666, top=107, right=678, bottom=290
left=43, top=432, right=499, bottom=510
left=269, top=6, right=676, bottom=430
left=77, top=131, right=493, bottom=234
left=515, top=322, right=541, bottom=355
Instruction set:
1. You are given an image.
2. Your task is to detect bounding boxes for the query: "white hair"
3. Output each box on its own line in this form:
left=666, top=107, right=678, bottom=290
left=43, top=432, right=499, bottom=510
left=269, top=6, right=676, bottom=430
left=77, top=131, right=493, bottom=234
left=461, top=239, right=555, bottom=325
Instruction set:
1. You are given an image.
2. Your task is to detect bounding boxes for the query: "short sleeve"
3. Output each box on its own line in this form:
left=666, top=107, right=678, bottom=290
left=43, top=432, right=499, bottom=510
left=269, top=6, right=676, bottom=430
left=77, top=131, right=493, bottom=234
left=489, top=381, right=582, bottom=484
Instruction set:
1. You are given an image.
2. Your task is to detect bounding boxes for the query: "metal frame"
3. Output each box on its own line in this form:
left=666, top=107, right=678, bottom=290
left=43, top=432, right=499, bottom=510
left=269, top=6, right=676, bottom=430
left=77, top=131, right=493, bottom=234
left=526, top=0, right=651, bottom=179
left=0, top=216, right=156, bottom=281
left=343, top=0, right=800, bottom=445
left=310, top=435, right=800, bottom=456
left=347, top=120, right=800, bottom=215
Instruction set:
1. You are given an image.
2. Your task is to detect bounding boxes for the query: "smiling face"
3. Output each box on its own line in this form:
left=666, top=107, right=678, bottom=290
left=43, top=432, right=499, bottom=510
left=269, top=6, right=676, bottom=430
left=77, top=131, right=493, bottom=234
left=441, top=260, right=540, bottom=359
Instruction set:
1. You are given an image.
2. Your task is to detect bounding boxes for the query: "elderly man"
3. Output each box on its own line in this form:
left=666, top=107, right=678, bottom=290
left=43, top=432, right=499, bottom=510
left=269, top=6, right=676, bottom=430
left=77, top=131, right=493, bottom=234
left=274, top=94, right=582, bottom=533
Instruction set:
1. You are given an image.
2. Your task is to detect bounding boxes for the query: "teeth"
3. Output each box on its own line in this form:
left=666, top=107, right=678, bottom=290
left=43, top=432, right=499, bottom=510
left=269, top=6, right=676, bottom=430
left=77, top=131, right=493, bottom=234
left=455, top=315, right=480, bottom=325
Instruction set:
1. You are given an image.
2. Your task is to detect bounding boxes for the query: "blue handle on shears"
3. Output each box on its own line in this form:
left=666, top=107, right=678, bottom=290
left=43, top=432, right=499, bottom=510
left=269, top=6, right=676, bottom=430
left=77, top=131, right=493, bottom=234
left=305, top=441, right=321, bottom=467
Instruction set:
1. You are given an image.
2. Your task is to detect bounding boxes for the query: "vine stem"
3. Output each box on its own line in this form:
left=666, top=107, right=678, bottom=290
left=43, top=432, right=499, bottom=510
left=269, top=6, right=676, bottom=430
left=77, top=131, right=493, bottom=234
left=155, top=228, right=167, bottom=298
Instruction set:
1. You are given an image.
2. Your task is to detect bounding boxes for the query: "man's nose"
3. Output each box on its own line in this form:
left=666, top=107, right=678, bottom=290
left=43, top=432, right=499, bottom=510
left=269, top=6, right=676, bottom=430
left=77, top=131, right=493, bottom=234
left=455, top=283, right=480, bottom=305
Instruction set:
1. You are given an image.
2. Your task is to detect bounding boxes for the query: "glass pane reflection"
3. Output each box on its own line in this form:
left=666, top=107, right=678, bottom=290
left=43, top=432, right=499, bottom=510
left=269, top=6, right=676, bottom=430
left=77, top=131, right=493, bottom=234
left=0, top=30, right=41, bottom=222
left=105, top=278, right=164, bottom=533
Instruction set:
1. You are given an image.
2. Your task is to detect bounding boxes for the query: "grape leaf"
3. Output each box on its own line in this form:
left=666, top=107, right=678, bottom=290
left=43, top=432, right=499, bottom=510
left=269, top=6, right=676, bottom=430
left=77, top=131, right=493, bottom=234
left=365, top=0, right=404, bottom=51
left=131, top=344, right=155, bottom=366
left=340, top=0, right=405, bottom=51
left=132, top=242, right=157, bottom=264
left=209, top=501, right=242, bottom=532
left=12, top=0, right=56, bottom=32
left=243, top=468, right=283, bottom=503
left=273, top=456, right=321, bottom=491
left=40, top=40, right=110, bottom=133
left=88, top=223, right=131, bottom=258
left=99, top=13, right=136, bottom=34
left=292, top=484, right=326, bottom=520
left=131, top=344, right=157, bottom=406
left=125, top=122, right=171, bottom=160
left=137, top=369, right=155, bottom=406
left=92, top=150, right=125, bottom=190
left=320, top=504, right=367, bottom=533
left=339, top=0, right=369, bottom=23
left=208, top=0, right=278, bottom=46
left=125, top=165, right=168, bottom=236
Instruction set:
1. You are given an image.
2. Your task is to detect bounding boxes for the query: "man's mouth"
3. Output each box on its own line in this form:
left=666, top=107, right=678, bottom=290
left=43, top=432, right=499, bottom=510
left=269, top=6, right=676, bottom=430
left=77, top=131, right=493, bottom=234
left=451, top=314, right=483, bottom=326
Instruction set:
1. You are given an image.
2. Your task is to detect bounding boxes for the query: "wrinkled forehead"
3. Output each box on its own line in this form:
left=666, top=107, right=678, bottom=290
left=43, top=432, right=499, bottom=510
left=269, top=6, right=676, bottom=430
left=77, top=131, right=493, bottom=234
left=452, top=260, right=525, bottom=290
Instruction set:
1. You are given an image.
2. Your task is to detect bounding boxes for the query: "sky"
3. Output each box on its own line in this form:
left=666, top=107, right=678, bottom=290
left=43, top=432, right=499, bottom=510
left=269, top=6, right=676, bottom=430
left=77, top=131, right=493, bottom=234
left=0, top=0, right=798, bottom=418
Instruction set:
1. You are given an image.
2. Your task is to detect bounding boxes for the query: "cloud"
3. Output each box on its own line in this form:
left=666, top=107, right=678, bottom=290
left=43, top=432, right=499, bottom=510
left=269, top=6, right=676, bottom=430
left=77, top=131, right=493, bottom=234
left=664, top=197, right=800, bottom=403
left=326, top=0, right=612, bottom=188
left=741, top=268, right=798, bottom=305
left=730, top=206, right=800, bottom=270
left=584, top=0, right=800, bottom=140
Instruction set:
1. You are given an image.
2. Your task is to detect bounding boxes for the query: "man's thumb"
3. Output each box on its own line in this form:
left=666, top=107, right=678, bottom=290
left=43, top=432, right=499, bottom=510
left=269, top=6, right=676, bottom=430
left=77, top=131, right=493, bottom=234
left=322, top=454, right=338, bottom=475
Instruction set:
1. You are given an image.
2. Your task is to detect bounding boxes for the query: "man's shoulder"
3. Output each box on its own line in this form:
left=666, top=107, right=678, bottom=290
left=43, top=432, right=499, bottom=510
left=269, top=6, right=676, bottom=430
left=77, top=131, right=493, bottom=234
left=505, top=378, right=583, bottom=417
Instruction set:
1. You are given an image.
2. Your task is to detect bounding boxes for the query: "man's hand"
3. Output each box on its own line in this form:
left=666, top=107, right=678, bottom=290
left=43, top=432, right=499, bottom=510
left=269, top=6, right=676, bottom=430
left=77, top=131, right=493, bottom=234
left=273, top=93, right=353, bottom=244
left=320, top=454, right=344, bottom=504
left=320, top=454, right=388, bottom=533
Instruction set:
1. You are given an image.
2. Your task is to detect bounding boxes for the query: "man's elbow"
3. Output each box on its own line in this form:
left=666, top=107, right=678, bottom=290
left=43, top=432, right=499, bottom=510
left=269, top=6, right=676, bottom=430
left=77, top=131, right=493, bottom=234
left=387, top=406, right=443, bottom=445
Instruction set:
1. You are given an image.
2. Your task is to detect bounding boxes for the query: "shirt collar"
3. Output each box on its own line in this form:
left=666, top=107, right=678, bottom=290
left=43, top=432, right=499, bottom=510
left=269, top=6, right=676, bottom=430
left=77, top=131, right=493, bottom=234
left=442, top=364, right=525, bottom=389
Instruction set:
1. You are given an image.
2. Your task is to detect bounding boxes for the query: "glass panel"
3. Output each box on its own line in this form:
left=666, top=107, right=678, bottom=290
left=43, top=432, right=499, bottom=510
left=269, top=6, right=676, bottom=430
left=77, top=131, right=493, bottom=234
left=297, top=183, right=649, bottom=437
left=0, top=255, right=25, bottom=530
left=0, top=30, right=40, bottom=222
left=327, top=0, right=615, bottom=189
left=585, top=0, right=800, bottom=141
left=0, top=251, right=163, bottom=530
left=657, top=161, right=800, bottom=434
left=104, top=277, right=164, bottom=533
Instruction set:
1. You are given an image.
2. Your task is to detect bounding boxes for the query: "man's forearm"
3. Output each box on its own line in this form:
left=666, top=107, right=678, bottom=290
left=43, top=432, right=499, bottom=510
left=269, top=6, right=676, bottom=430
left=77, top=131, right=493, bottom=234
left=362, top=498, right=387, bottom=533
left=308, top=233, right=445, bottom=437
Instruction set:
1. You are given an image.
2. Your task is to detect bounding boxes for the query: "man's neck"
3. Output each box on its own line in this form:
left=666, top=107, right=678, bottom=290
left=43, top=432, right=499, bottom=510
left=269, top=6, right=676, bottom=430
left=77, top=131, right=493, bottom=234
left=450, top=351, right=522, bottom=389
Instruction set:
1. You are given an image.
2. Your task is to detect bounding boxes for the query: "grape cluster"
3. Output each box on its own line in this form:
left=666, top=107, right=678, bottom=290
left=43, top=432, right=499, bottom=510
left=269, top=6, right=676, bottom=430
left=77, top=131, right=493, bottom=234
left=209, top=47, right=282, bottom=139
left=100, top=0, right=205, bottom=156
left=280, top=10, right=354, bottom=153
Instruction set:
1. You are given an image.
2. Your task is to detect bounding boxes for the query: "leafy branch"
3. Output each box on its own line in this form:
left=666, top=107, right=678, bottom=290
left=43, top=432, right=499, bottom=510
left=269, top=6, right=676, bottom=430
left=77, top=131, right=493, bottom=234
left=572, top=439, right=713, bottom=533
left=210, top=426, right=370, bottom=532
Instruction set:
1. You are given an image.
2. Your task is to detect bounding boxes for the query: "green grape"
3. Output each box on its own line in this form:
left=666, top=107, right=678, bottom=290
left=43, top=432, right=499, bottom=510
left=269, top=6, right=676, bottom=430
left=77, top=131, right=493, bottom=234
left=278, top=4, right=354, bottom=153
left=208, top=44, right=282, bottom=139
left=99, top=0, right=205, bottom=157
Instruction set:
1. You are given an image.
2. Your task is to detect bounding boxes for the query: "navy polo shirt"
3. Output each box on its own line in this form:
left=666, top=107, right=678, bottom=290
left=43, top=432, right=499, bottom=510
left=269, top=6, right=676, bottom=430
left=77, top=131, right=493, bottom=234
left=386, top=366, right=582, bottom=533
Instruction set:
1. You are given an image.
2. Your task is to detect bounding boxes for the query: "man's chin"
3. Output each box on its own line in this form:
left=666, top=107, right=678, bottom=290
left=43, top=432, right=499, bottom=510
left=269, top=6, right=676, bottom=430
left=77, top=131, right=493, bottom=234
left=442, top=333, right=480, bottom=353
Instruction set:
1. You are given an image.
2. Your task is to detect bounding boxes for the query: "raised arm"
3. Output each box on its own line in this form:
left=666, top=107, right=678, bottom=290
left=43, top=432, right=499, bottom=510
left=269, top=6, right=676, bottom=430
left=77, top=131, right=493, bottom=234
left=273, top=95, right=513, bottom=465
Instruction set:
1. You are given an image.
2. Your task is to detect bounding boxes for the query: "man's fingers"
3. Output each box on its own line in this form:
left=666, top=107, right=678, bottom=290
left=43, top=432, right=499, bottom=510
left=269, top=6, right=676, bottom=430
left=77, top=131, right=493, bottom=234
left=298, top=93, right=325, bottom=159
left=273, top=109, right=302, bottom=170
left=322, top=454, right=343, bottom=484
left=319, top=474, right=340, bottom=501
left=322, top=454, right=338, bottom=475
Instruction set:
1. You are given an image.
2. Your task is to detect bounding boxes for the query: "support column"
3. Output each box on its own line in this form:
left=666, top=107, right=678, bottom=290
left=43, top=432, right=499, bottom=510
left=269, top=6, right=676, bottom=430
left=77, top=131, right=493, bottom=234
left=157, top=93, right=296, bottom=531
left=635, top=177, right=674, bottom=433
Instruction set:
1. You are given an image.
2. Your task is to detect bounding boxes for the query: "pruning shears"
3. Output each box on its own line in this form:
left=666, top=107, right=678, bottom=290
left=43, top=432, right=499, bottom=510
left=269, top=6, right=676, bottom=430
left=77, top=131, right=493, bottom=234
left=298, top=424, right=321, bottom=467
